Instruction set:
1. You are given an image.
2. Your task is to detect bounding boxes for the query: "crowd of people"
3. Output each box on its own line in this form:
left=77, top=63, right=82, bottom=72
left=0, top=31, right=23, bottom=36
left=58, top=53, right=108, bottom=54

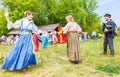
left=0, top=10, right=117, bottom=72
left=0, top=35, right=19, bottom=45
left=0, top=30, right=97, bottom=45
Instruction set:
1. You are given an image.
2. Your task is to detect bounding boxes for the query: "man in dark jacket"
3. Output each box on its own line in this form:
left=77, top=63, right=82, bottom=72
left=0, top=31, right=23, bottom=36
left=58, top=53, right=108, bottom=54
left=102, top=14, right=116, bottom=56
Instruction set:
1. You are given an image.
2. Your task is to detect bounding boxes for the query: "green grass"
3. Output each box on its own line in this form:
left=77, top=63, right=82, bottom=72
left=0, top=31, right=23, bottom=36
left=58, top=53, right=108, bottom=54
left=0, top=36, right=120, bottom=77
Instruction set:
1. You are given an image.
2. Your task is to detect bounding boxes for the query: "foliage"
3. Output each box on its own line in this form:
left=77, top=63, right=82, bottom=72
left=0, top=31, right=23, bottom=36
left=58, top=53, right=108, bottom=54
left=117, top=27, right=120, bottom=36
left=0, top=10, right=9, bottom=36
left=2, top=0, right=42, bottom=25
left=0, top=56, right=4, bottom=64
left=0, top=0, right=101, bottom=35
left=96, top=63, right=120, bottom=74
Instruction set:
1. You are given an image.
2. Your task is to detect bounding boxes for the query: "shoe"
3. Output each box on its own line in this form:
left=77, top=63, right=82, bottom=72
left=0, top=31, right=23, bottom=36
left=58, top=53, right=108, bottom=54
left=22, top=68, right=27, bottom=72
left=70, top=61, right=79, bottom=64
left=27, top=66, right=31, bottom=69
left=74, top=61, right=79, bottom=64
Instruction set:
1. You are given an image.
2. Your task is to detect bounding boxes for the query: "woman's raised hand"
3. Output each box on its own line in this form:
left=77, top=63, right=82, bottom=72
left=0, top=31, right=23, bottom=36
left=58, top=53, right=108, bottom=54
left=4, top=10, right=10, bottom=22
left=4, top=10, right=9, bottom=18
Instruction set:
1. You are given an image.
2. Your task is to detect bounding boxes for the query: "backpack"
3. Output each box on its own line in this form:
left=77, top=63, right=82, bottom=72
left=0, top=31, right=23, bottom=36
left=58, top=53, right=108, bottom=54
left=114, top=26, right=118, bottom=35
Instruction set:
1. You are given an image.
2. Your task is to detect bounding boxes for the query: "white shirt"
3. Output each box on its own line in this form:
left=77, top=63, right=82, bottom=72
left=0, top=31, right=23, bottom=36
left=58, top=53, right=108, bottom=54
left=92, top=31, right=96, bottom=36
left=63, top=22, right=82, bottom=34
left=7, top=18, right=38, bottom=33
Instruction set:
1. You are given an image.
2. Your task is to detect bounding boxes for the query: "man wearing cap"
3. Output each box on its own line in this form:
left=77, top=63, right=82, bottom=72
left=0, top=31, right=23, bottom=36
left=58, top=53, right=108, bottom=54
left=102, top=14, right=116, bottom=56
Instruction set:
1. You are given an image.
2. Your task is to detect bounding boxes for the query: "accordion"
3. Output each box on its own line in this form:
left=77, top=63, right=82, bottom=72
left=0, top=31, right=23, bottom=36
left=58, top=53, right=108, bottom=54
left=103, top=23, right=112, bottom=29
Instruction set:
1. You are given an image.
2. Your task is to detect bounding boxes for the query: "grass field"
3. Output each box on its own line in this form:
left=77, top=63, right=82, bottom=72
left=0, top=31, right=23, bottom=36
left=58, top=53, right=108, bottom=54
left=0, top=36, right=120, bottom=77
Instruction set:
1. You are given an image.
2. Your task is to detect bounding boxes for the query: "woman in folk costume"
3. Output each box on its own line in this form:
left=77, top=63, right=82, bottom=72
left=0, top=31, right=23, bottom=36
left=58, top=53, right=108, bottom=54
left=55, top=24, right=66, bottom=43
left=1, top=11, right=38, bottom=71
left=63, top=15, right=82, bottom=64
left=42, top=31, right=48, bottom=48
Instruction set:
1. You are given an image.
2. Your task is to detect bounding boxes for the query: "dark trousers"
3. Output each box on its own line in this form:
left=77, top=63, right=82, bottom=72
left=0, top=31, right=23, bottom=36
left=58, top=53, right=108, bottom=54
left=103, top=37, right=114, bottom=55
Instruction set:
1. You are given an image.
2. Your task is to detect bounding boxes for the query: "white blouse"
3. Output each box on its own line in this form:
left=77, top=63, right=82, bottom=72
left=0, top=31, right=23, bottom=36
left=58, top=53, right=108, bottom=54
left=63, top=22, right=82, bottom=34
left=7, top=18, right=38, bottom=33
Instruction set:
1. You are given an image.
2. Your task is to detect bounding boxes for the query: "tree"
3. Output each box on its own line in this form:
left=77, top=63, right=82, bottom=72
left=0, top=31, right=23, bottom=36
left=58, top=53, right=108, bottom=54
left=0, top=0, right=102, bottom=36
left=2, top=0, right=42, bottom=25
left=82, top=0, right=101, bottom=33
left=0, top=9, right=8, bottom=36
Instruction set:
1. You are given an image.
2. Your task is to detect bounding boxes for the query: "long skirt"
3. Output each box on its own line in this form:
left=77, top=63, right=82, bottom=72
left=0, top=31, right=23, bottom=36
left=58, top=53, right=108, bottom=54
left=42, top=36, right=48, bottom=48
left=66, top=33, right=81, bottom=62
left=1, top=33, right=36, bottom=71
left=56, top=34, right=66, bottom=43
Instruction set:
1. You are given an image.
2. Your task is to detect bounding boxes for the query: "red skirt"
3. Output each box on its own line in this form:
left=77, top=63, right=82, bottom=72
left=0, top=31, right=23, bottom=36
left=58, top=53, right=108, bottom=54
left=32, top=33, right=39, bottom=52
left=56, top=34, right=66, bottom=43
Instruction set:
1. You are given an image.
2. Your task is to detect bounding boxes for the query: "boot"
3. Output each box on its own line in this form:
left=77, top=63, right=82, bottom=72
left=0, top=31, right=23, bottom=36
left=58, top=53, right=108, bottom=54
left=110, top=50, right=114, bottom=56
left=102, top=49, right=107, bottom=55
